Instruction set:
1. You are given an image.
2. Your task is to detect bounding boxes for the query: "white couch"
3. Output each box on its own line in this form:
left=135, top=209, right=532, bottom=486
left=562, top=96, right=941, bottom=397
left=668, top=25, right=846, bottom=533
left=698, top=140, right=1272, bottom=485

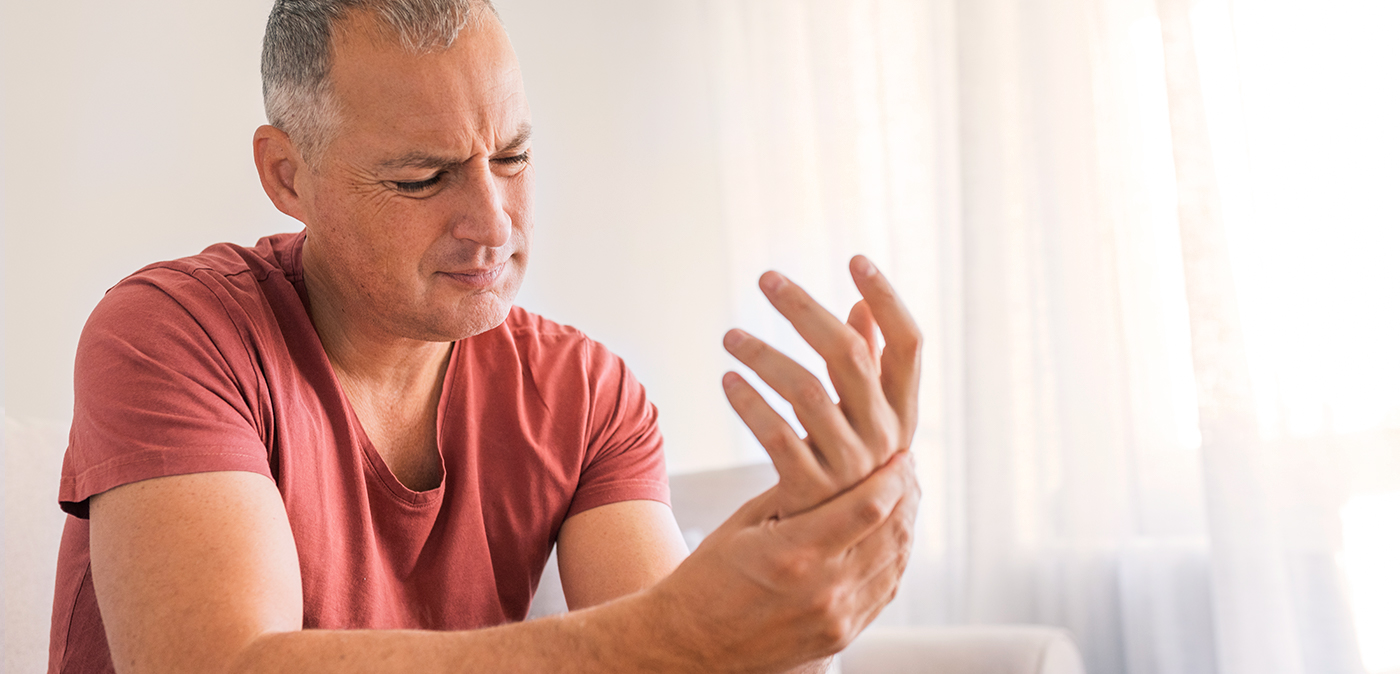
left=530, top=462, right=1087, bottom=674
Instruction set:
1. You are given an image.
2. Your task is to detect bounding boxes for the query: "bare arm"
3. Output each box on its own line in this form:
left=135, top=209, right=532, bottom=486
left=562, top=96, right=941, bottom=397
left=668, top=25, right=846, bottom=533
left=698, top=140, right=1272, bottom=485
left=91, top=462, right=911, bottom=674
left=555, top=499, right=689, bottom=610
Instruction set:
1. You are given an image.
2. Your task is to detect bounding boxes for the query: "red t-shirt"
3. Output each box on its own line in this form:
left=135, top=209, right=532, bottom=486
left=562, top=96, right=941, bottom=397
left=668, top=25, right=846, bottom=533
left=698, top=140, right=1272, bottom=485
left=50, top=231, right=670, bottom=673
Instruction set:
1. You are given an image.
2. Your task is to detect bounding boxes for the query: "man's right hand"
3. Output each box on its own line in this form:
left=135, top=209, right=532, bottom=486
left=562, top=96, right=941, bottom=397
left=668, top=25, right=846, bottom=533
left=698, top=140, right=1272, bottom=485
left=644, top=453, right=918, bottom=673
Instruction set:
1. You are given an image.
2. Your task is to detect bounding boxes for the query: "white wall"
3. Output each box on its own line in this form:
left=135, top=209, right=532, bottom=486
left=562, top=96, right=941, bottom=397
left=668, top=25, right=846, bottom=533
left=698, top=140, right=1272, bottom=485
left=500, top=1, right=749, bottom=474
left=2, top=1, right=753, bottom=669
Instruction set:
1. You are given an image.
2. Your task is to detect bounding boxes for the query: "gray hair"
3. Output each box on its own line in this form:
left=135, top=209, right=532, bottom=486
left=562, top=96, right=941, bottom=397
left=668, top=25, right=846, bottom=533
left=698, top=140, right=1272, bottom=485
left=261, top=0, right=499, bottom=166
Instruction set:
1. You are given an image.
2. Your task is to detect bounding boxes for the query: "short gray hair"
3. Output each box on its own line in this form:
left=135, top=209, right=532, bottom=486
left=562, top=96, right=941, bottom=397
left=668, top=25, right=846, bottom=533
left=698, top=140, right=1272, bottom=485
left=261, top=0, right=499, bottom=166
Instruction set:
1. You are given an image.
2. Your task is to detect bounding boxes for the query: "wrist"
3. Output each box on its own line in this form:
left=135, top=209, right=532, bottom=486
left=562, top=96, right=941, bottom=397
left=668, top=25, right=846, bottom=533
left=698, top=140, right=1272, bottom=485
left=596, top=581, right=713, bottom=674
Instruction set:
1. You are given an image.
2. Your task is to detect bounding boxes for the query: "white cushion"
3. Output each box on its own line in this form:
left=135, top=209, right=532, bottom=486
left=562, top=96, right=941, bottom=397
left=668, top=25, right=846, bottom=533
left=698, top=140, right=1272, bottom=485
left=840, top=626, right=1086, bottom=674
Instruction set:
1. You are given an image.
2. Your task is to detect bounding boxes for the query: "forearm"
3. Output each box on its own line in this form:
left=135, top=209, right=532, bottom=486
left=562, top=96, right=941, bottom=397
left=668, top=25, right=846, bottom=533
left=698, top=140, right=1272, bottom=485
left=228, top=591, right=713, bottom=674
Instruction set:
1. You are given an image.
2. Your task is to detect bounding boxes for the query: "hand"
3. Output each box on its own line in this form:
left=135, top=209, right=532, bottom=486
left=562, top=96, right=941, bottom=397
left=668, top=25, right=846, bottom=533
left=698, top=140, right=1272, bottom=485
left=648, top=453, right=919, bottom=673
left=722, top=256, right=921, bottom=516
left=633, top=257, right=921, bottom=672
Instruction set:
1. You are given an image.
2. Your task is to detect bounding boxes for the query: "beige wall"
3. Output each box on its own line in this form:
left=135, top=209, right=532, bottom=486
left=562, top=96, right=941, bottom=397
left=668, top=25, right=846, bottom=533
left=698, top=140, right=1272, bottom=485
left=3, top=0, right=748, bottom=470
left=2, top=1, right=754, bottom=668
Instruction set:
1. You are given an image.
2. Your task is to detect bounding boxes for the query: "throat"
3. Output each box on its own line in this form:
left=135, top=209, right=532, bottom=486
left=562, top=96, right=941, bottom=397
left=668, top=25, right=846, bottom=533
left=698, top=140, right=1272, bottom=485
left=365, top=415, right=444, bottom=492
left=328, top=347, right=453, bottom=493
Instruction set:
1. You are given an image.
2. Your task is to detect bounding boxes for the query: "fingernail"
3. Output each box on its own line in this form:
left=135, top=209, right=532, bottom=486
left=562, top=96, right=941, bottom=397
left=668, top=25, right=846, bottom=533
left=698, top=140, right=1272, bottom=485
left=760, top=272, right=786, bottom=293
left=853, top=256, right=877, bottom=278
left=722, top=371, right=742, bottom=389
left=723, top=329, right=746, bottom=349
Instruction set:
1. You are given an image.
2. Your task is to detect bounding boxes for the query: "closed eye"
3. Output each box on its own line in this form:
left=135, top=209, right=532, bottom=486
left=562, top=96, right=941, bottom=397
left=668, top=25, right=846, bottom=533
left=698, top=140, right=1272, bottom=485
left=392, top=173, right=445, bottom=193
left=493, top=151, right=530, bottom=166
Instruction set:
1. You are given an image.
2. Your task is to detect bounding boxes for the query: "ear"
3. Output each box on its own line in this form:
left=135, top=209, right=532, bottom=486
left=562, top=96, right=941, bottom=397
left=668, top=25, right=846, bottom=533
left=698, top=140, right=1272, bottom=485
left=253, top=125, right=311, bottom=223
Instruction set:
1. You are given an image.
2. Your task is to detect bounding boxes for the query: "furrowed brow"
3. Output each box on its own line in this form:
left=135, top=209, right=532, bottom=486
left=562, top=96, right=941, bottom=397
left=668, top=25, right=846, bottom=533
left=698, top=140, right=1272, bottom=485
left=495, top=123, right=533, bottom=155
left=375, top=152, right=464, bottom=172
left=374, top=124, right=532, bottom=170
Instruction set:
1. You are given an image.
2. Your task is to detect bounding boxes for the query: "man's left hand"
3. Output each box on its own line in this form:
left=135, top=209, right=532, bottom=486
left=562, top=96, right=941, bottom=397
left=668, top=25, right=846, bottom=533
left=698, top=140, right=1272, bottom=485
left=721, top=255, right=922, bottom=516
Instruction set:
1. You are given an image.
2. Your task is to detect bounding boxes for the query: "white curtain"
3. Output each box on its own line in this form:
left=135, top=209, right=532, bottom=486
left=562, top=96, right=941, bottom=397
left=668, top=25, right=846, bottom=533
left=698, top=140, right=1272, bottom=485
left=702, top=1, right=1400, bottom=674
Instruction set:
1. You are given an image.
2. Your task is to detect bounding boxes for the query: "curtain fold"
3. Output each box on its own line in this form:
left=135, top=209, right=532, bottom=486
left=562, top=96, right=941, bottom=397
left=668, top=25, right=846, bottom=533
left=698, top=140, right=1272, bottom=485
left=1155, top=1, right=1310, bottom=672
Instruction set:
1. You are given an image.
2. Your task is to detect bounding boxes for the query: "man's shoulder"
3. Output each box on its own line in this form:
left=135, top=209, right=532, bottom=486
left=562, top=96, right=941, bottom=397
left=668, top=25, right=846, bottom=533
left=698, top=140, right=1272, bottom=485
left=495, top=307, right=630, bottom=377
left=117, top=230, right=305, bottom=294
left=80, top=230, right=310, bottom=359
left=502, top=306, right=585, bottom=341
left=500, top=307, right=622, bottom=357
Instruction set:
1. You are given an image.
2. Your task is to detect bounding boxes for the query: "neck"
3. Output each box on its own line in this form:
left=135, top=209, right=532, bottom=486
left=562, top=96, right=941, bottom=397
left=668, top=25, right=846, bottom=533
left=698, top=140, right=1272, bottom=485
left=301, top=240, right=453, bottom=397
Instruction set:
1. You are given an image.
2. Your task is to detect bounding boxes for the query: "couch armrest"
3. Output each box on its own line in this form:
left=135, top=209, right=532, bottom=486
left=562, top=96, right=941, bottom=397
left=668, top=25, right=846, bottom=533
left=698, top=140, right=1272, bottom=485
left=838, top=625, right=1086, bottom=674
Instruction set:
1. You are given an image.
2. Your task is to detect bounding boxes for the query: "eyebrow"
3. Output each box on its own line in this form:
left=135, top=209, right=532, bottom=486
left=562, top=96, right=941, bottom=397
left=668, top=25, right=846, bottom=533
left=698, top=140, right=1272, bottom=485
left=374, top=123, right=533, bottom=171
left=497, top=123, right=533, bottom=154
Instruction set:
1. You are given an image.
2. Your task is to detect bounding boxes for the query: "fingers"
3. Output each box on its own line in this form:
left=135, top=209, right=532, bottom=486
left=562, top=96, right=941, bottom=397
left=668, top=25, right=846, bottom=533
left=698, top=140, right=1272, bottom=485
left=824, top=465, right=918, bottom=642
left=724, top=258, right=922, bottom=510
left=844, top=547, right=908, bottom=641
left=848, top=256, right=922, bottom=439
left=723, top=330, right=868, bottom=482
left=844, top=484, right=917, bottom=585
left=721, top=372, right=833, bottom=512
left=756, top=273, right=884, bottom=433
left=776, top=452, right=914, bottom=554
left=846, top=300, right=879, bottom=366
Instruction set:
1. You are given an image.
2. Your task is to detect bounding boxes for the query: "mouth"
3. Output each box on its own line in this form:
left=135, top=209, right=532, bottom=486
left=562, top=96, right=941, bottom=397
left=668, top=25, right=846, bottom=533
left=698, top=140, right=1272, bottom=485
left=438, top=263, right=507, bottom=290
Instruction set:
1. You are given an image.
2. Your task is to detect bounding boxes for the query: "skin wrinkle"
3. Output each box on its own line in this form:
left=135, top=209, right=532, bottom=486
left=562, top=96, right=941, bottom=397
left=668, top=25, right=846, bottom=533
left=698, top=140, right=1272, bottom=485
left=376, top=124, right=532, bottom=173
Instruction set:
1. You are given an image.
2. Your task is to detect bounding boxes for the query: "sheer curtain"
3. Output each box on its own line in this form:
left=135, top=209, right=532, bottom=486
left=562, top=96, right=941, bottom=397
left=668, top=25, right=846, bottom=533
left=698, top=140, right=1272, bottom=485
left=701, top=1, right=1400, bottom=674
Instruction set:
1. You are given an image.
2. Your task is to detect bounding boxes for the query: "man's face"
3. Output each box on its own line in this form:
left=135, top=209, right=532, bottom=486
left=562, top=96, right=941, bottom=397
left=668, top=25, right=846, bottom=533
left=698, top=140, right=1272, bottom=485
left=299, top=12, right=533, bottom=343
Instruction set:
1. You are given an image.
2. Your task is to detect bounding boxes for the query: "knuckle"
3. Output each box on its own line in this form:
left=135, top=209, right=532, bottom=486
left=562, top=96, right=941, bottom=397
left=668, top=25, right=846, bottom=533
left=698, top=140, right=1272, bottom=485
left=816, top=622, right=849, bottom=652
left=896, top=547, right=913, bottom=573
left=813, top=604, right=855, bottom=652
left=770, top=551, right=814, bottom=581
left=892, top=517, right=913, bottom=548
left=853, top=497, right=887, bottom=528
left=794, top=378, right=832, bottom=409
left=810, top=587, right=840, bottom=616
left=895, top=529, right=913, bottom=557
left=869, top=427, right=896, bottom=455
left=810, top=589, right=841, bottom=622
left=756, top=426, right=788, bottom=450
left=888, top=326, right=924, bottom=359
left=837, top=332, right=873, bottom=368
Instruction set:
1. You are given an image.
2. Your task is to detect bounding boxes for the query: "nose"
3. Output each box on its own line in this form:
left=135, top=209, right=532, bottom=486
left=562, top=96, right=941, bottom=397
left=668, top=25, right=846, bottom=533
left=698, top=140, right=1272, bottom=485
left=448, top=162, right=512, bottom=248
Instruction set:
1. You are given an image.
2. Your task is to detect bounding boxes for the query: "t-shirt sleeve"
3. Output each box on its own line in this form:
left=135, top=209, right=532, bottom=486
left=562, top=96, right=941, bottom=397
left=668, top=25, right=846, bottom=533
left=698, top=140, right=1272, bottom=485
left=59, top=270, right=273, bottom=517
left=566, top=340, right=670, bottom=519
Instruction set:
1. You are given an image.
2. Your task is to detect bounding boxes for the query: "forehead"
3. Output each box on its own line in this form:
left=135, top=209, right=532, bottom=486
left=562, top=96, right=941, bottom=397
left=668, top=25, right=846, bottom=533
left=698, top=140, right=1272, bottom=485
left=326, top=11, right=529, bottom=155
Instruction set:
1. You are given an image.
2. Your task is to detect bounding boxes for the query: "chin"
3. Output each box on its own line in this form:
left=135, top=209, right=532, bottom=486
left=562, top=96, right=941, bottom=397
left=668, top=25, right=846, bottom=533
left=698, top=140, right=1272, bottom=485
left=419, top=294, right=515, bottom=342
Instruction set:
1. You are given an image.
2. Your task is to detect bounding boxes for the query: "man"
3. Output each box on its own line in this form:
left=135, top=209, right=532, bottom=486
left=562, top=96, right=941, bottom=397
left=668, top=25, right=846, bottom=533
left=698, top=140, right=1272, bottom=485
left=50, top=1, right=922, bottom=672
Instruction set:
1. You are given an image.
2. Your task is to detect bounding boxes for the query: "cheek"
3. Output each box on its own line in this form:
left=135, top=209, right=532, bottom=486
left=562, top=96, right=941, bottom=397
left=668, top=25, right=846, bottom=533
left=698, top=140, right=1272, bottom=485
left=322, top=207, right=439, bottom=295
left=505, top=175, right=535, bottom=239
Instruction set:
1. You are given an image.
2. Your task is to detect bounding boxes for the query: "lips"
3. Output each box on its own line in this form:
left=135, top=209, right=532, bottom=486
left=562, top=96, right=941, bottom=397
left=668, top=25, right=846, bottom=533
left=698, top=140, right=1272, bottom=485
left=439, top=263, right=506, bottom=289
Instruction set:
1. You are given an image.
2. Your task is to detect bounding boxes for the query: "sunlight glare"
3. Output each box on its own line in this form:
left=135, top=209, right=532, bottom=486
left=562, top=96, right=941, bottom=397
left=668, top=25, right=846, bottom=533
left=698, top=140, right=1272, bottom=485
left=1340, top=492, right=1400, bottom=674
